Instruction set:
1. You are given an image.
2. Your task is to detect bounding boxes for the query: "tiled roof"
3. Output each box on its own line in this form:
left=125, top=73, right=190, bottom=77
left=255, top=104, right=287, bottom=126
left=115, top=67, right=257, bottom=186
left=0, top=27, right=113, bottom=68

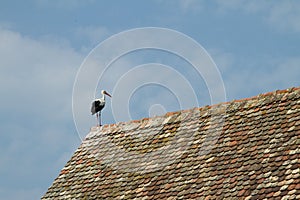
left=43, top=87, right=300, bottom=199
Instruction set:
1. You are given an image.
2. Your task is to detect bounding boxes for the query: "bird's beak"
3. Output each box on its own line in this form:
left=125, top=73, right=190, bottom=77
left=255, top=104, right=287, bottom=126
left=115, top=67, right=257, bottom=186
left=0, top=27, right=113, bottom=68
left=104, top=91, right=112, bottom=97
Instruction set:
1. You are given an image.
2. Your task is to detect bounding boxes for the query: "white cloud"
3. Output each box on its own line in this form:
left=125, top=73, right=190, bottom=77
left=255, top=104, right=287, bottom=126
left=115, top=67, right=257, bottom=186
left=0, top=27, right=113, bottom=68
left=75, top=26, right=110, bottom=47
left=155, top=0, right=203, bottom=14
left=208, top=48, right=235, bottom=72
left=204, top=45, right=300, bottom=101
left=215, top=0, right=244, bottom=11
left=216, top=0, right=300, bottom=33
left=267, top=1, right=300, bottom=32
left=0, top=21, right=14, bottom=30
left=0, top=28, right=82, bottom=118
left=221, top=56, right=300, bottom=100
left=35, top=0, right=95, bottom=10
left=178, top=0, right=204, bottom=13
left=265, top=57, right=300, bottom=88
left=0, top=27, right=82, bottom=199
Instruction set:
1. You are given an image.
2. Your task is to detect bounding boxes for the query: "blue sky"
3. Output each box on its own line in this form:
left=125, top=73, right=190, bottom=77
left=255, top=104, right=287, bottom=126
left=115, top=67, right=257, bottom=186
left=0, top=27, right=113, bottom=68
left=0, top=0, right=299, bottom=199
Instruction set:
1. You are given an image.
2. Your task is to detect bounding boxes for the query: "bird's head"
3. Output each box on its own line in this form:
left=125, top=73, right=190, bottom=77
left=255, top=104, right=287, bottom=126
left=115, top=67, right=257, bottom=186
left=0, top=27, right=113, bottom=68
left=101, top=90, right=112, bottom=97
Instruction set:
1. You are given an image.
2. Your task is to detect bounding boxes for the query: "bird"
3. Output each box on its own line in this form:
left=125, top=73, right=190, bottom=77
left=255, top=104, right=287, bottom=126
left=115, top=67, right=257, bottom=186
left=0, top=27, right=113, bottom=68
left=91, top=90, right=112, bottom=126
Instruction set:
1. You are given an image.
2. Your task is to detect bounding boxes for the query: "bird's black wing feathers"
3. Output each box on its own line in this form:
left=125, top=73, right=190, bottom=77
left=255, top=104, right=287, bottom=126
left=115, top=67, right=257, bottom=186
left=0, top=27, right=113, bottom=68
left=91, top=100, right=100, bottom=115
left=91, top=100, right=105, bottom=115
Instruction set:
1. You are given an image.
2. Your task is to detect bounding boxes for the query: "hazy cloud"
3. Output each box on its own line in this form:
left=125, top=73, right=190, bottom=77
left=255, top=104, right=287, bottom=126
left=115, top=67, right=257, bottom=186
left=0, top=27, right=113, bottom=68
left=221, top=56, right=300, bottom=100
left=178, top=0, right=204, bottom=13
left=75, top=26, right=110, bottom=49
left=35, top=0, right=95, bottom=10
left=216, top=0, right=300, bottom=33
left=267, top=1, right=300, bottom=32
left=177, top=0, right=300, bottom=33
left=0, top=27, right=82, bottom=199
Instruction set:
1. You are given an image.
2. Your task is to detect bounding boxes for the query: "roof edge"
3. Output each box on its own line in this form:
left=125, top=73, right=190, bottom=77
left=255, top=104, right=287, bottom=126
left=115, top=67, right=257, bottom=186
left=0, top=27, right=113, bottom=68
left=87, top=86, right=300, bottom=138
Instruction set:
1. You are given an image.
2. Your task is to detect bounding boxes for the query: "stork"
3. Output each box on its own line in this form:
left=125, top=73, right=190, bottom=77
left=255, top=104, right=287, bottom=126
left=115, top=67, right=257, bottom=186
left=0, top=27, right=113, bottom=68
left=91, top=90, right=112, bottom=126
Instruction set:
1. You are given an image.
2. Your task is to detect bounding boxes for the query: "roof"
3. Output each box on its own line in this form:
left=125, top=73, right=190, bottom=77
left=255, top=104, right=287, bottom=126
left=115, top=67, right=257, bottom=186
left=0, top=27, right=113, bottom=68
left=43, top=87, right=300, bottom=199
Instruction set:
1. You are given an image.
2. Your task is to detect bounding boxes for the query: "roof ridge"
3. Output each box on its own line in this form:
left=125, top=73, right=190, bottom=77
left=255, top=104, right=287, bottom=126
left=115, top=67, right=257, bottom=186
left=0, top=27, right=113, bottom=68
left=88, top=86, right=300, bottom=138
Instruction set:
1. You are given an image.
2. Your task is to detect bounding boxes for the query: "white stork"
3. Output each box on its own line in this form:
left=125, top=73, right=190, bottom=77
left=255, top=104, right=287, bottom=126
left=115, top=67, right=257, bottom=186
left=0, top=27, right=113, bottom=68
left=91, top=90, right=112, bottom=126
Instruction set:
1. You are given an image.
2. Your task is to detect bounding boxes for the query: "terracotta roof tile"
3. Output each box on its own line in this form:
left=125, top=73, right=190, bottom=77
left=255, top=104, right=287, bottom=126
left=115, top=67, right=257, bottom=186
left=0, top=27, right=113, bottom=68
left=42, top=87, right=300, bottom=199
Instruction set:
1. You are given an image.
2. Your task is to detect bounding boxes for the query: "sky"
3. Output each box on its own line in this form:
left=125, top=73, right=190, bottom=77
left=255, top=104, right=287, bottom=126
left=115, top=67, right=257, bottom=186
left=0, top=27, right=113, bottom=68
left=0, top=0, right=299, bottom=199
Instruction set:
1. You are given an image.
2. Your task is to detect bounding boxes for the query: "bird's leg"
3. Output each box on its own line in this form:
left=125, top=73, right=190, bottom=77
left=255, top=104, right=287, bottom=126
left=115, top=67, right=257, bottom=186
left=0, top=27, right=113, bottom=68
left=96, top=113, right=99, bottom=127
left=99, top=112, right=102, bottom=126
